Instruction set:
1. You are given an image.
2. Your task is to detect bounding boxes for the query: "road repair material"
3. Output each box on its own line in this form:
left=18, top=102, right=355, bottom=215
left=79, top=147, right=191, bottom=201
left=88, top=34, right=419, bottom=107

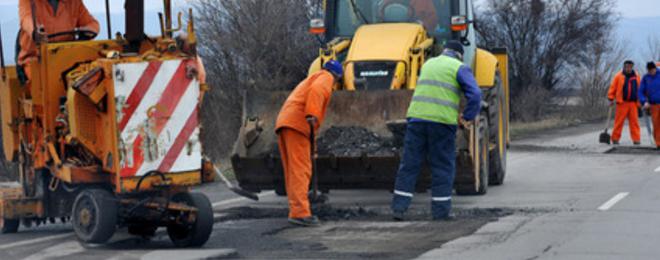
left=599, top=106, right=613, bottom=144
left=317, top=126, right=401, bottom=157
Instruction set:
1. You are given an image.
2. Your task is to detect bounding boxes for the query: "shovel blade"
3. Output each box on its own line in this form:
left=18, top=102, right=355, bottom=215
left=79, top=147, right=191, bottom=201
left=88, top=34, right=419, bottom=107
left=599, top=132, right=611, bottom=144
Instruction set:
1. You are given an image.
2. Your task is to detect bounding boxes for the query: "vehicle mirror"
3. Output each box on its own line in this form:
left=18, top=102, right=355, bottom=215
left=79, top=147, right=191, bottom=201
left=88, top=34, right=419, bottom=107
left=451, top=15, right=469, bottom=32
left=309, top=18, right=326, bottom=35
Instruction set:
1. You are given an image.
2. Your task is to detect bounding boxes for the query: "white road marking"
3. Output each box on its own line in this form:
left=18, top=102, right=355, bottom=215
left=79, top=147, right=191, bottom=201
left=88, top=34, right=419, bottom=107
left=212, top=191, right=276, bottom=208
left=654, top=166, right=660, bottom=172
left=0, top=233, right=73, bottom=250
left=23, top=241, right=84, bottom=260
left=598, top=192, right=629, bottom=211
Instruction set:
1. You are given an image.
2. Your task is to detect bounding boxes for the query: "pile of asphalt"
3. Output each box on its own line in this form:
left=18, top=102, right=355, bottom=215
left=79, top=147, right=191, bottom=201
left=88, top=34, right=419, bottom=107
left=317, top=126, right=401, bottom=157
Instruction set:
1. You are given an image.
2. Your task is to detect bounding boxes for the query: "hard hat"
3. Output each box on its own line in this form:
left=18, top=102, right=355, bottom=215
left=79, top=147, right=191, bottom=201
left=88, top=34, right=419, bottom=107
left=324, top=60, right=344, bottom=78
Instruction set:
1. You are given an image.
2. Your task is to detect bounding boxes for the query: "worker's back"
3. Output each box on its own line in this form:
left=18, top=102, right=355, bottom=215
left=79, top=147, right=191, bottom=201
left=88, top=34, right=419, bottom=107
left=275, top=70, right=334, bottom=136
left=407, top=54, right=463, bottom=125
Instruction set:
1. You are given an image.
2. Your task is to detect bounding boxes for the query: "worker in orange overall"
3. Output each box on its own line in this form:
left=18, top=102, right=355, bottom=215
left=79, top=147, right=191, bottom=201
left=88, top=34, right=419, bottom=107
left=639, top=62, right=660, bottom=149
left=275, top=60, right=343, bottom=227
left=18, top=0, right=99, bottom=82
left=608, top=60, right=641, bottom=145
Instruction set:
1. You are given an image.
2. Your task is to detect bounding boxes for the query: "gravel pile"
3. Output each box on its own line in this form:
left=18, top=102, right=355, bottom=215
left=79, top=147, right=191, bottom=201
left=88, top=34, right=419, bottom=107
left=317, top=126, right=401, bottom=157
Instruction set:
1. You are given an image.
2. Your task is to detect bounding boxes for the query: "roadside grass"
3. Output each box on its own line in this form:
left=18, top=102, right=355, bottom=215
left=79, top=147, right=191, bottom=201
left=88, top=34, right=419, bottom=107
left=510, top=116, right=588, bottom=140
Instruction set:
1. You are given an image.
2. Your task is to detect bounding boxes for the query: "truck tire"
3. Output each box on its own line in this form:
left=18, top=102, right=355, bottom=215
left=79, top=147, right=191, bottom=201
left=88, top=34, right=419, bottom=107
left=455, top=112, right=490, bottom=195
left=167, top=192, right=213, bottom=247
left=1, top=218, right=19, bottom=234
left=72, top=189, right=118, bottom=244
left=487, top=73, right=507, bottom=186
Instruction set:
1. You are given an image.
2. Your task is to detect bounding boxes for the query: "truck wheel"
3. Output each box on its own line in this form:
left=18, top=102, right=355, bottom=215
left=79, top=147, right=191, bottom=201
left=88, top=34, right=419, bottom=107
left=1, top=218, right=19, bottom=234
left=167, top=192, right=213, bottom=247
left=72, top=189, right=118, bottom=244
left=487, top=73, right=507, bottom=185
left=456, top=112, right=490, bottom=196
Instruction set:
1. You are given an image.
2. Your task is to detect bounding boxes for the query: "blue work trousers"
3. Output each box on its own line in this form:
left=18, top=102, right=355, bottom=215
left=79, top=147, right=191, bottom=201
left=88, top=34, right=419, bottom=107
left=391, top=121, right=457, bottom=219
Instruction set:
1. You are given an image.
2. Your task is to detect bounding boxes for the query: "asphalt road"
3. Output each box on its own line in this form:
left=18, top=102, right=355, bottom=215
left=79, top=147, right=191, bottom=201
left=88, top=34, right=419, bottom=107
left=1, top=123, right=660, bottom=259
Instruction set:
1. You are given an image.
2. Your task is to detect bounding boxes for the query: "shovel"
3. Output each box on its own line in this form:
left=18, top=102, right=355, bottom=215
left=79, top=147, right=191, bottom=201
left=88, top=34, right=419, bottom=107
left=212, top=164, right=259, bottom=201
left=308, top=120, right=328, bottom=204
left=599, top=106, right=613, bottom=144
left=643, top=109, right=654, bottom=146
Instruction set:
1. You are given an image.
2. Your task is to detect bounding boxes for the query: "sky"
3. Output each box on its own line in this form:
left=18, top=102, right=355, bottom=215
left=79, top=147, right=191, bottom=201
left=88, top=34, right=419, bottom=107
left=0, top=0, right=650, bottom=18
left=471, top=0, right=658, bottom=18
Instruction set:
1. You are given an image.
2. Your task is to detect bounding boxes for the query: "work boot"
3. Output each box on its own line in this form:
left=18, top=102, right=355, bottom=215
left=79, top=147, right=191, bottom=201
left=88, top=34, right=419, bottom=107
left=288, top=216, right=321, bottom=227
left=433, top=213, right=457, bottom=222
left=392, top=211, right=405, bottom=221
left=634, top=142, right=641, bottom=146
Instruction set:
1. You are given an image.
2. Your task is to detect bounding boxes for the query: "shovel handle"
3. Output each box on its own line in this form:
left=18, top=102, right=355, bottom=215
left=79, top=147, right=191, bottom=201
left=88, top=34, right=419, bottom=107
left=604, top=105, right=613, bottom=131
left=309, top=121, right=319, bottom=198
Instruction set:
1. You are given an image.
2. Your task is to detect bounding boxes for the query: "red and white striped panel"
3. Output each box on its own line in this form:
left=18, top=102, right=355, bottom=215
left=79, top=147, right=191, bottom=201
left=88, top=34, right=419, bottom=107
left=113, top=59, right=202, bottom=177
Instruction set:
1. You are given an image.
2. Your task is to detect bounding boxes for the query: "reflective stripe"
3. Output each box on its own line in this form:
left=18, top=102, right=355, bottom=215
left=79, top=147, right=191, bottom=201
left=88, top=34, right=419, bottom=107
left=417, top=80, right=460, bottom=95
left=432, top=196, right=451, bottom=202
left=394, top=190, right=414, bottom=197
left=412, top=96, right=459, bottom=110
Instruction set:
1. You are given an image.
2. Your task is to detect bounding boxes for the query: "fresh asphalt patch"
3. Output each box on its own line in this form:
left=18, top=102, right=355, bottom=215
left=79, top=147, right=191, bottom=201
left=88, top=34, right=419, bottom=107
left=605, top=146, right=660, bottom=155
left=210, top=204, right=550, bottom=259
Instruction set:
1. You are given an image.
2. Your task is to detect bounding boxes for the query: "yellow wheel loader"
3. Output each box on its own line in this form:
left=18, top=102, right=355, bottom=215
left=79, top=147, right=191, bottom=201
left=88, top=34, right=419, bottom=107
left=0, top=0, right=216, bottom=246
left=232, top=0, right=510, bottom=196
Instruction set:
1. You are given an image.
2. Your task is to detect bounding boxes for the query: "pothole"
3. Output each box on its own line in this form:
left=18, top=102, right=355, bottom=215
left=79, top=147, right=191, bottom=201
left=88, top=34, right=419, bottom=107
left=215, top=205, right=547, bottom=222
left=605, top=146, right=660, bottom=155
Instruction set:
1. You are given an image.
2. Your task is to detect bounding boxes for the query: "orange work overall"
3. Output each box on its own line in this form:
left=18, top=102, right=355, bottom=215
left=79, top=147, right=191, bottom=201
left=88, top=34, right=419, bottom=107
left=650, top=105, right=660, bottom=146
left=275, top=71, right=334, bottom=218
left=608, top=71, right=641, bottom=143
left=18, top=0, right=100, bottom=79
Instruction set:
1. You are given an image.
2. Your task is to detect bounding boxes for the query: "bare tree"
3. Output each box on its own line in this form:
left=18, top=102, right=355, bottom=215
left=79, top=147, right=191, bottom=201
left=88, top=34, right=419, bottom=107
left=643, top=34, right=660, bottom=62
left=192, top=0, right=319, bottom=160
left=476, top=0, right=617, bottom=120
left=572, top=36, right=628, bottom=120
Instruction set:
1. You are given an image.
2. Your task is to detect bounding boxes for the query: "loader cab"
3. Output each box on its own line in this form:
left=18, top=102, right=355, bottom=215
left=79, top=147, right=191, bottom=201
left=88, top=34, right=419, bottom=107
left=323, top=0, right=476, bottom=66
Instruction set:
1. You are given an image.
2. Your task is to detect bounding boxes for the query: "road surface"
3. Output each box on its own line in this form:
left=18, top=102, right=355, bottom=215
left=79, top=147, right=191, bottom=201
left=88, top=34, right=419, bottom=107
left=1, top=123, right=659, bottom=259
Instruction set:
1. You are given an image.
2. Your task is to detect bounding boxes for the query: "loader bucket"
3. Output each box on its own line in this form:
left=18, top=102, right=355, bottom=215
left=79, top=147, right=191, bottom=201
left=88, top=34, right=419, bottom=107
left=231, top=89, right=435, bottom=193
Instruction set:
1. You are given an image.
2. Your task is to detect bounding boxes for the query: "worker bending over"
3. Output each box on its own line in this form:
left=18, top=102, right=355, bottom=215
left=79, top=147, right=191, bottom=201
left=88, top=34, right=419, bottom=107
left=640, top=62, right=660, bottom=149
left=391, top=40, right=481, bottom=221
left=608, top=60, right=641, bottom=145
left=18, top=0, right=99, bottom=81
left=275, top=61, right=343, bottom=227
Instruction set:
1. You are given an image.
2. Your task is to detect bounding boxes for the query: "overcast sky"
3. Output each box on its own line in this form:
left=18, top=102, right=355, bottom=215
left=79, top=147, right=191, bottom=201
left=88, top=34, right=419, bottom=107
left=0, top=0, right=654, bottom=18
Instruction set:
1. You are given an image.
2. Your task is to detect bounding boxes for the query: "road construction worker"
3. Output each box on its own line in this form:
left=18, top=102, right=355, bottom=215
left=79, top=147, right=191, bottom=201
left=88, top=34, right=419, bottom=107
left=608, top=60, right=641, bottom=145
left=275, top=60, right=343, bottom=227
left=18, top=0, right=100, bottom=82
left=391, top=40, right=481, bottom=221
left=639, top=62, right=660, bottom=149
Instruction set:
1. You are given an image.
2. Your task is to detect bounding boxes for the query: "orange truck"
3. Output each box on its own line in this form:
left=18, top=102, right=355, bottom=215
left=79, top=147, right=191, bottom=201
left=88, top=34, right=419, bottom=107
left=0, top=0, right=215, bottom=246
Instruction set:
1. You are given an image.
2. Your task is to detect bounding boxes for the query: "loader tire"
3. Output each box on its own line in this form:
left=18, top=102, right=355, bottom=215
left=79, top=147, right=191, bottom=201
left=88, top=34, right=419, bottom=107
left=167, top=192, right=213, bottom=247
left=1, top=218, right=19, bottom=234
left=487, top=73, right=507, bottom=186
left=72, top=189, right=118, bottom=244
left=455, top=112, right=490, bottom=196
